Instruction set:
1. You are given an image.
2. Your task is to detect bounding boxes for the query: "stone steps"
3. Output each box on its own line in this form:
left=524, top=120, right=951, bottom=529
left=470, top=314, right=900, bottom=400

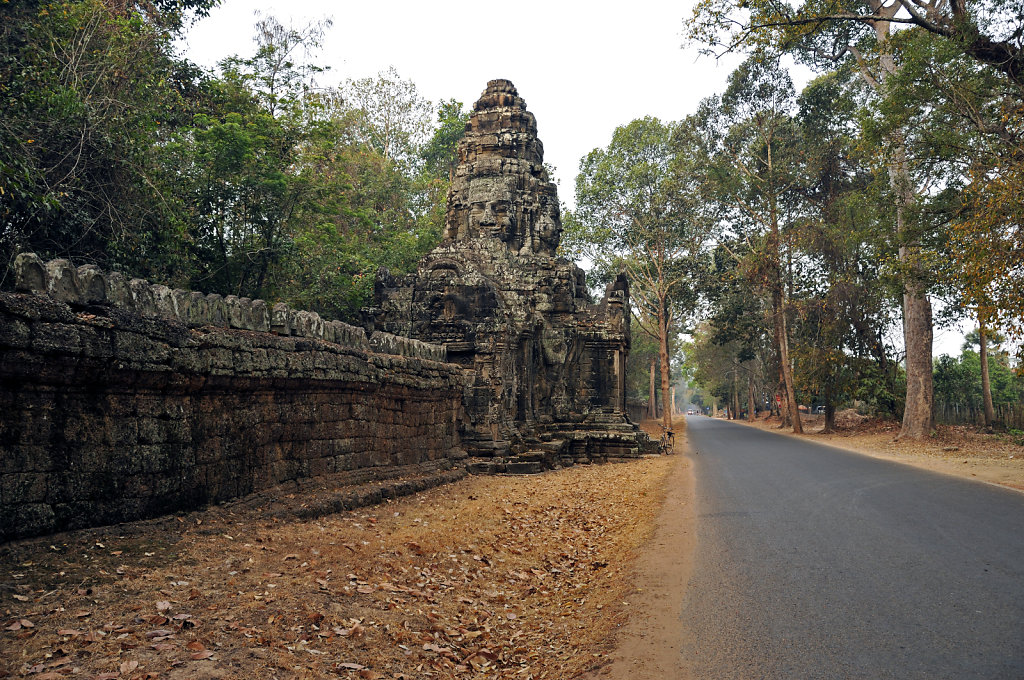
left=464, top=451, right=556, bottom=476
left=504, top=460, right=544, bottom=475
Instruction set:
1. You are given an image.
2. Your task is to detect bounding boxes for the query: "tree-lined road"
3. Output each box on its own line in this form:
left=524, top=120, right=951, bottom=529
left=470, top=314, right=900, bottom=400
left=681, top=416, right=1024, bottom=679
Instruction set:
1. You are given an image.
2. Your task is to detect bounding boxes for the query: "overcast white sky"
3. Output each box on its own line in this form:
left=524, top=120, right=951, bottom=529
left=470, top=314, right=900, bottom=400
left=179, top=0, right=744, bottom=195
left=178, top=1, right=969, bottom=355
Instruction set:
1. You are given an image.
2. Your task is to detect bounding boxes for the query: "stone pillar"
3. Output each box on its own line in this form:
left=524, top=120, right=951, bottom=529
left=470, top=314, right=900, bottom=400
left=614, top=349, right=627, bottom=414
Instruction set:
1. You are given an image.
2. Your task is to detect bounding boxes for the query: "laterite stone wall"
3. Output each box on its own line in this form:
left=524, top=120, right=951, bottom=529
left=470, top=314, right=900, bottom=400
left=0, top=291, right=464, bottom=541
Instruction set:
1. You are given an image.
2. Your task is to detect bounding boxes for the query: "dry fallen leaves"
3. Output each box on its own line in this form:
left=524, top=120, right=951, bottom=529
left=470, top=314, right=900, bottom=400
left=0, top=456, right=679, bottom=679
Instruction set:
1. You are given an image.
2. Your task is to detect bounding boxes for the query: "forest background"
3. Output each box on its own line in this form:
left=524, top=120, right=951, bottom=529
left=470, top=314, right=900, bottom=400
left=2, top=0, right=1022, bottom=438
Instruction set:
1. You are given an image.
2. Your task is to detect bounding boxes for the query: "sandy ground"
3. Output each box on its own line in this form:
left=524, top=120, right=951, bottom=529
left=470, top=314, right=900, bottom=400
left=579, top=446, right=694, bottom=680
left=731, top=413, right=1024, bottom=493
left=0, top=453, right=680, bottom=680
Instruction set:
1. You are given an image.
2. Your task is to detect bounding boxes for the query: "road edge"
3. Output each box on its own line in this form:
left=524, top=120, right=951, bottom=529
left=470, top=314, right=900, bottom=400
left=579, top=438, right=697, bottom=679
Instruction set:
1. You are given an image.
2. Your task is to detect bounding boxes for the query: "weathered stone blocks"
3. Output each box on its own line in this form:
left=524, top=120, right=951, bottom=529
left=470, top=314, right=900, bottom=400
left=77, top=265, right=107, bottom=303
left=46, top=259, right=82, bottom=304
left=14, top=253, right=47, bottom=293
left=0, top=290, right=464, bottom=541
left=367, top=79, right=650, bottom=463
left=7, top=254, right=434, bottom=356
left=129, top=278, right=157, bottom=316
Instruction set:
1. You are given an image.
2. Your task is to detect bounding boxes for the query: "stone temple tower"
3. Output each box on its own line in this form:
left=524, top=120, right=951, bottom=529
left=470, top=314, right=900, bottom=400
left=443, top=79, right=561, bottom=257
left=365, top=79, right=652, bottom=470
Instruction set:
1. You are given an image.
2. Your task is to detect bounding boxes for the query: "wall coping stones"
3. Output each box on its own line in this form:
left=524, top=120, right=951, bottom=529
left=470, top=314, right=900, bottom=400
left=370, top=331, right=448, bottom=363
left=9, top=253, right=443, bottom=360
left=45, top=259, right=82, bottom=304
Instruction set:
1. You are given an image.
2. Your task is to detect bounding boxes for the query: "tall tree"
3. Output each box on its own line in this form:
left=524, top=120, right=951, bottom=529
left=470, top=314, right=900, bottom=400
left=0, top=0, right=214, bottom=284
left=417, top=99, right=470, bottom=239
left=791, top=70, right=903, bottom=430
left=934, top=329, right=1023, bottom=422
left=691, top=56, right=807, bottom=433
left=569, top=117, right=707, bottom=432
left=169, top=16, right=333, bottom=298
left=685, top=0, right=946, bottom=439
left=342, top=67, right=434, bottom=170
left=421, top=99, right=470, bottom=180
left=684, top=0, right=1024, bottom=86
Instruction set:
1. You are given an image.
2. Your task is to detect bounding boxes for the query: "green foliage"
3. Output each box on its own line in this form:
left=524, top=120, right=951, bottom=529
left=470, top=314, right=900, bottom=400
left=934, top=348, right=1023, bottom=409
left=219, top=15, right=332, bottom=118
left=573, top=115, right=712, bottom=427
left=1, top=4, right=458, bottom=322
left=625, top=318, right=659, bottom=401
left=342, top=67, right=435, bottom=170
left=421, top=99, right=469, bottom=180
left=0, top=0, right=205, bottom=282
left=683, top=0, right=1024, bottom=86
left=684, top=0, right=1024, bottom=367
left=269, top=136, right=442, bottom=320
left=573, top=116, right=708, bottom=337
left=415, top=99, right=469, bottom=250
left=789, top=68, right=905, bottom=418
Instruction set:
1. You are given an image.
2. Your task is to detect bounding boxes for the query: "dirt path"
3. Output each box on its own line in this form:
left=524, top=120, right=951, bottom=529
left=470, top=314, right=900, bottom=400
left=581, top=435, right=696, bottom=680
left=1, top=455, right=681, bottom=679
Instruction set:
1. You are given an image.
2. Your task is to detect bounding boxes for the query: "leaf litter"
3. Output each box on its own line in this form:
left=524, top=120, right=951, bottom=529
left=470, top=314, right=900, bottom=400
left=0, top=456, right=678, bottom=679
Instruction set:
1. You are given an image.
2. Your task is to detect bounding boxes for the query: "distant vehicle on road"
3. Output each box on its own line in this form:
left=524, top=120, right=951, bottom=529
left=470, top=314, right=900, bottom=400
left=686, top=409, right=696, bottom=415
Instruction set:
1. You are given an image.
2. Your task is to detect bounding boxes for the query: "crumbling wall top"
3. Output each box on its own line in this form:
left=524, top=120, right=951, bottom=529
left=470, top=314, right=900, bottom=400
left=11, top=252, right=446, bottom=362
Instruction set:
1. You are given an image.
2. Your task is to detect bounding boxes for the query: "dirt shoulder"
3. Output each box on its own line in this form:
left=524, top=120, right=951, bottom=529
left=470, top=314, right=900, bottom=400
left=1, top=454, right=680, bottom=680
left=580, top=438, right=694, bottom=680
left=729, top=413, right=1024, bottom=492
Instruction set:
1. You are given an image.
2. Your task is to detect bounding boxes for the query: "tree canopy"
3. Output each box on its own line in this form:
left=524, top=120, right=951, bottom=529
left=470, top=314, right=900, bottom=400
left=0, top=2, right=466, bottom=322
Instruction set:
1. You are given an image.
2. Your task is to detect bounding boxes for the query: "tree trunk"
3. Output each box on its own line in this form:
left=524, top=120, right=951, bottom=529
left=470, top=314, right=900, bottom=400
left=892, top=134, right=933, bottom=440
left=822, top=377, right=836, bottom=433
left=732, top=373, right=740, bottom=420
left=773, top=290, right=803, bottom=434
left=747, top=374, right=756, bottom=422
left=980, top=321, right=995, bottom=428
left=765, top=152, right=802, bottom=434
left=899, top=276, right=934, bottom=439
left=728, top=376, right=734, bottom=419
left=865, top=24, right=934, bottom=441
left=648, top=360, right=657, bottom=421
left=658, top=301, right=673, bottom=432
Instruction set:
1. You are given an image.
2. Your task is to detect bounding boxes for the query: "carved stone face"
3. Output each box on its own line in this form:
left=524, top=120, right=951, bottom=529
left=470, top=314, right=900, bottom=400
left=468, top=178, right=515, bottom=242
left=535, top=209, right=559, bottom=253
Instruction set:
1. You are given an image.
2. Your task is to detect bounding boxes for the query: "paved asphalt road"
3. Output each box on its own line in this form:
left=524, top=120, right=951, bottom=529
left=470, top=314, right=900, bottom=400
left=680, top=416, right=1024, bottom=679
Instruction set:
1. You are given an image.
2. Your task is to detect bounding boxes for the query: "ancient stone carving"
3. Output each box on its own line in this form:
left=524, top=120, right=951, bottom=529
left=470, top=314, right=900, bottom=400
left=366, top=79, right=653, bottom=469
left=444, top=79, right=561, bottom=258
left=6, top=254, right=437, bottom=358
